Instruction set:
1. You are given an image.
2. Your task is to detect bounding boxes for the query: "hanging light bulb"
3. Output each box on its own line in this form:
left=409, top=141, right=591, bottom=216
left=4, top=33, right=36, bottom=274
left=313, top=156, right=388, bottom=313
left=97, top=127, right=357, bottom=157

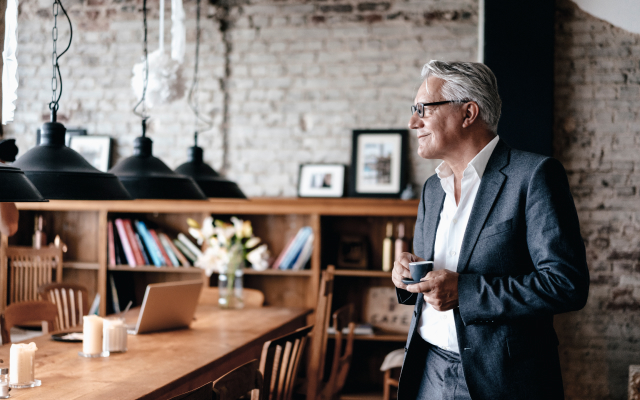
left=174, top=0, right=246, bottom=199
left=12, top=0, right=131, bottom=200
left=109, top=0, right=206, bottom=200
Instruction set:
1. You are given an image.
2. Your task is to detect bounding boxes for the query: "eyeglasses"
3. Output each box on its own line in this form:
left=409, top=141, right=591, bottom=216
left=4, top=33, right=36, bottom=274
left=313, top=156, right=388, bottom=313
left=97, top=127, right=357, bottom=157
left=410, top=101, right=458, bottom=117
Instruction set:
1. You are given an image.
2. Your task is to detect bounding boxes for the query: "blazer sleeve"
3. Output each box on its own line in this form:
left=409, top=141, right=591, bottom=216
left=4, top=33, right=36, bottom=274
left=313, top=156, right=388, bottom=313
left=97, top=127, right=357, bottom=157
left=457, top=158, right=590, bottom=324
left=396, top=180, right=429, bottom=306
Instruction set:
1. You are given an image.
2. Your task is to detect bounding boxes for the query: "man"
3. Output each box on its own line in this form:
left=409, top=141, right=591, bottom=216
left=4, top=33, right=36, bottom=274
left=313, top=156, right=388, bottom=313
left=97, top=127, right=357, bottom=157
left=392, top=60, right=589, bottom=400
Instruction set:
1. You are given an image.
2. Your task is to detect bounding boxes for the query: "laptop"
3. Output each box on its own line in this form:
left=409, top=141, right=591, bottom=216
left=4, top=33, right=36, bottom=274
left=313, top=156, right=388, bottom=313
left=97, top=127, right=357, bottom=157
left=127, top=280, right=203, bottom=335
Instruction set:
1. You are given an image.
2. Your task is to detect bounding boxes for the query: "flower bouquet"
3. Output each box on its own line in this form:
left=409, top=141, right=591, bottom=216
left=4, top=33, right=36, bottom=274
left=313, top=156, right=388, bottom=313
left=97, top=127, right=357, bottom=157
left=187, top=216, right=269, bottom=308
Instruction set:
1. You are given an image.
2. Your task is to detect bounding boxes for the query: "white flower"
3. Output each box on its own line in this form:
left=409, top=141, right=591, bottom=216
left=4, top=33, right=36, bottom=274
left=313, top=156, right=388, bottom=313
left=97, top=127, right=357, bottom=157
left=246, top=244, right=270, bottom=271
left=231, top=217, right=244, bottom=238
left=188, top=227, right=205, bottom=245
left=201, top=217, right=215, bottom=239
left=245, top=237, right=261, bottom=249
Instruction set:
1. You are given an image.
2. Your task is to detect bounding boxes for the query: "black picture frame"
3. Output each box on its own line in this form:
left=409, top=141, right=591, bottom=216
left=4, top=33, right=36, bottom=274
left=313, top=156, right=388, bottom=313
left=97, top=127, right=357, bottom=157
left=349, top=129, right=408, bottom=198
left=297, top=164, right=347, bottom=198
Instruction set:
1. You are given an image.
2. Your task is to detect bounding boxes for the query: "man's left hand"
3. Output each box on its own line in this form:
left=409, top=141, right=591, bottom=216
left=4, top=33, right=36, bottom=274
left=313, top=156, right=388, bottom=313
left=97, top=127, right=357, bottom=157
left=405, top=269, right=459, bottom=311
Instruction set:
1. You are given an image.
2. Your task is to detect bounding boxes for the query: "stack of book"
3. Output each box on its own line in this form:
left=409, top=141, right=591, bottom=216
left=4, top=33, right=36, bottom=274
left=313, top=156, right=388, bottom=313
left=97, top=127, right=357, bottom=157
left=271, top=226, right=314, bottom=270
left=108, top=218, right=203, bottom=267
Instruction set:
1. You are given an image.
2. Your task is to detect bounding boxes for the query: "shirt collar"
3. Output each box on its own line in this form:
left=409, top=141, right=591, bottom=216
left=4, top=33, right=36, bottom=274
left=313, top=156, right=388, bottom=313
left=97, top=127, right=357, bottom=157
left=435, top=135, right=500, bottom=180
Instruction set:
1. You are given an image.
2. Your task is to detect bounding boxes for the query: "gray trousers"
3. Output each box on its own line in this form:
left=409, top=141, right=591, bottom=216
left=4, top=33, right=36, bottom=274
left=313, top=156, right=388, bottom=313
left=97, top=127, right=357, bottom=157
left=415, top=335, right=472, bottom=400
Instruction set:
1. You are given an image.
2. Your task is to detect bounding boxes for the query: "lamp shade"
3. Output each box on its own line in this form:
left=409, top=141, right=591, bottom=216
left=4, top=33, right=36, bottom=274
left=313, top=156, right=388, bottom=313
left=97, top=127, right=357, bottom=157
left=109, top=136, right=207, bottom=200
left=12, top=121, right=132, bottom=200
left=0, top=164, right=46, bottom=202
left=174, top=146, right=246, bottom=199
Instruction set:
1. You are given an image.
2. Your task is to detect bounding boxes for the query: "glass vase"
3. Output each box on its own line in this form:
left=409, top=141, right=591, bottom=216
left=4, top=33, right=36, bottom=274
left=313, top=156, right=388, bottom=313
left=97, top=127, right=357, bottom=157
left=218, top=244, right=244, bottom=309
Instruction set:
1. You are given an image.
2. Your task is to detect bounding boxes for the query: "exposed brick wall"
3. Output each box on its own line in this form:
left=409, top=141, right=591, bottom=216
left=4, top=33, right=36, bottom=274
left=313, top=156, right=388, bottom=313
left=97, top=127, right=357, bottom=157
left=5, top=0, right=478, bottom=196
left=554, top=1, right=640, bottom=399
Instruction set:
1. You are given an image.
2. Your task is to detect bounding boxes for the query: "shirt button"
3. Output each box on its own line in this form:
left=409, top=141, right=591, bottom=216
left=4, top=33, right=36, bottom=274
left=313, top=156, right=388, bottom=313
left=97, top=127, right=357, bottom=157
left=452, top=219, right=458, bottom=224
left=450, top=250, right=456, bottom=256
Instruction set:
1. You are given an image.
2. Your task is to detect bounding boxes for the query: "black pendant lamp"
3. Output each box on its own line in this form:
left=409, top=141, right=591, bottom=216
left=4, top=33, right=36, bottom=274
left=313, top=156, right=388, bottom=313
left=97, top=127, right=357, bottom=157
left=12, top=0, right=131, bottom=200
left=174, top=0, right=246, bottom=199
left=175, top=134, right=246, bottom=199
left=0, top=165, right=46, bottom=202
left=108, top=0, right=206, bottom=200
left=0, top=139, right=45, bottom=202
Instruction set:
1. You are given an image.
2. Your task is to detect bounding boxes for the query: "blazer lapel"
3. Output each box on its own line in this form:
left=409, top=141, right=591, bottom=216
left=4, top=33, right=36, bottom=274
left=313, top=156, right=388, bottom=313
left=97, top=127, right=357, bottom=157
left=422, top=179, right=445, bottom=262
left=457, top=140, right=510, bottom=273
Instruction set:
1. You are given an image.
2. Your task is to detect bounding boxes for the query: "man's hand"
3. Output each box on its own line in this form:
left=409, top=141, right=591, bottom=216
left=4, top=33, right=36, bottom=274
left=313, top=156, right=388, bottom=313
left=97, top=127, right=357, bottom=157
left=405, top=269, right=459, bottom=311
left=392, top=252, right=425, bottom=290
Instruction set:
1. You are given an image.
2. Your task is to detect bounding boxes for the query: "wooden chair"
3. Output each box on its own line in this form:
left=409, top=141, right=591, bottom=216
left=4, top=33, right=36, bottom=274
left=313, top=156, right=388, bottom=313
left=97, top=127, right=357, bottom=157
left=213, top=359, right=263, bottom=400
left=380, top=349, right=405, bottom=400
left=168, top=381, right=214, bottom=400
left=252, top=325, right=313, bottom=400
left=4, top=245, right=62, bottom=304
left=307, top=265, right=335, bottom=400
left=38, top=282, right=89, bottom=331
left=199, top=286, right=265, bottom=307
left=321, top=304, right=356, bottom=400
left=1, top=300, right=59, bottom=344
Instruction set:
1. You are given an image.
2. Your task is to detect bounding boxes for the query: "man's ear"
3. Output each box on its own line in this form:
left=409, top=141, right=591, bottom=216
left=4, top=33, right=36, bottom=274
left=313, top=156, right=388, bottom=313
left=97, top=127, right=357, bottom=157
left=461, top=102, right=480, bottom=128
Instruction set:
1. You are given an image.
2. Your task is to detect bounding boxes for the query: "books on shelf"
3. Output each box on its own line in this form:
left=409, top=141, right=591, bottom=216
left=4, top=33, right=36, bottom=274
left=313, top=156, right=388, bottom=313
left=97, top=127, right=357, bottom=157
left=107, top=218, right=196, bottom=268
left=272, top=226, right=314, bottom=270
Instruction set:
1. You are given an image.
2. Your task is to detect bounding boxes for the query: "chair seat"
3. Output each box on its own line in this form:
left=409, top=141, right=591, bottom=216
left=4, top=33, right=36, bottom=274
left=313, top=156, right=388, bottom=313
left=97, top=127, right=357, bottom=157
left=380, top=349, right=405, bottom=372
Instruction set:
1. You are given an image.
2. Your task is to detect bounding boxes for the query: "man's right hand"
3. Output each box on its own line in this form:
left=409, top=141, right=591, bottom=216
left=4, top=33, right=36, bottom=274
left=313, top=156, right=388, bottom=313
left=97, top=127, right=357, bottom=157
left=392, top=252, right=425, bottom=290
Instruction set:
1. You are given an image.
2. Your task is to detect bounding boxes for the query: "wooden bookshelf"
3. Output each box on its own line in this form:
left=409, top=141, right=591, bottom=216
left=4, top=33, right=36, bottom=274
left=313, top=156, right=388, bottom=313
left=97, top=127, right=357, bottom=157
left=7, top=197, right=419, bottom=390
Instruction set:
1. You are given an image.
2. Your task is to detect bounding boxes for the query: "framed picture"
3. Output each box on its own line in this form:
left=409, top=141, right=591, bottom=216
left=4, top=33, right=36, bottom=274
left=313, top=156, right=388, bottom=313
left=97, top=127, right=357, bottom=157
left=69, top=135, right=112, bottom=172
left=337, top=235, right=369, bottom=269
left=349, top=129, right=408, bottom=198
left=298, top=164, right=346, bottom=198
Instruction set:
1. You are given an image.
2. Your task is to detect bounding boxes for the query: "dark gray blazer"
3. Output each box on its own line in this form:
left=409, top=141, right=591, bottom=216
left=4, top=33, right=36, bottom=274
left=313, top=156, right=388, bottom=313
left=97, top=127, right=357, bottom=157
left=397, top=140, right=589, bottom=400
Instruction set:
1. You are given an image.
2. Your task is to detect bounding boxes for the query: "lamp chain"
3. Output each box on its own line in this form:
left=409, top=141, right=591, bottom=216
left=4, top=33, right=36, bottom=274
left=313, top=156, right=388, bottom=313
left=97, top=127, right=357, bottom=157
left=49, top=0, right=72, bottom=119
left=187, top=0, right=212, bottom=137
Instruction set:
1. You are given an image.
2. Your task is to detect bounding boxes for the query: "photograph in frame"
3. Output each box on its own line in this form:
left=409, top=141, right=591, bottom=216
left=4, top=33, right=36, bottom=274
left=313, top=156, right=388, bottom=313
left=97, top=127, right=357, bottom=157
left=298, top=164, right=346, bottom=198
left=69, top=135, right=112, bottom=172
left=349, top=129, right=407, bottom=198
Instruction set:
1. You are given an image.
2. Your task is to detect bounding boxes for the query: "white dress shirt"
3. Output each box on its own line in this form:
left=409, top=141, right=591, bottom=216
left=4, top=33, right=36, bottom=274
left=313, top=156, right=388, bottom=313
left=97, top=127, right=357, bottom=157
left=417, top=135, right=500, bottom=353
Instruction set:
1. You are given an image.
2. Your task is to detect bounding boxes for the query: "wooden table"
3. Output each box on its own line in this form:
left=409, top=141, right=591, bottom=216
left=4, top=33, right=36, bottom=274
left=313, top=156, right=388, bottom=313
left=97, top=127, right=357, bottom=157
left=0, top=305, right=310, bottom=400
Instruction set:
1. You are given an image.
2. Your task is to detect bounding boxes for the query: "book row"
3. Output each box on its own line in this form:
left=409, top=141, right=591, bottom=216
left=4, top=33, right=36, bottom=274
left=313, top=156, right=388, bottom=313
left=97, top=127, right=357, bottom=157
left=107, top=218, right=202, bottom=268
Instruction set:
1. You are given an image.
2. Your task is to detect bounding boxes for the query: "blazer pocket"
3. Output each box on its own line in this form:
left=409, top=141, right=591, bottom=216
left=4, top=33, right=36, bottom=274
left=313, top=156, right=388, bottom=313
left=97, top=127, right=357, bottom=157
left=478, top=218, right=513, bottom=241
left=506, top=334, right=559, bottom=359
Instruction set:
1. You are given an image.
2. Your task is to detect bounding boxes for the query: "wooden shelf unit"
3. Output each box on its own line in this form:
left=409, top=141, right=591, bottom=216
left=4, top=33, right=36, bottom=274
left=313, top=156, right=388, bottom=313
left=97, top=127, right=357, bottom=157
left=12, top=198, right=418, bottom=327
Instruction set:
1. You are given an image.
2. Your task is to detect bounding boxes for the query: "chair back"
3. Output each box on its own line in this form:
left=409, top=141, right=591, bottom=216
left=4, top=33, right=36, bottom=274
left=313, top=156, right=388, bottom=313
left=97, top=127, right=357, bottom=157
left=322, top=304, right=355, bottom=400
left=306, top=265, right=335, bottom=400
left=253, top=325, right=313, bottom=400
left=38, top=282, right=89, bottom=330
left=1, top=300, right=59, bottom=343
left=5, top=245, right=62, bottom=304
left=168, top=381, right=214, bottom=400
left=213, top=359, right=263, bottom=400
left=199, top=287, right=265, bottom=307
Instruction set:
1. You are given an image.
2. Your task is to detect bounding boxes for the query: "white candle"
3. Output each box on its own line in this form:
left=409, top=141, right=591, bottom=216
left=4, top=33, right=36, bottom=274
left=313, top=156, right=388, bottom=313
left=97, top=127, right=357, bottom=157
left=83, top=315, right=103, bottom=355
left=9, top=342, right=37, bottom=384
left=103, top=318, right=127, bottom=352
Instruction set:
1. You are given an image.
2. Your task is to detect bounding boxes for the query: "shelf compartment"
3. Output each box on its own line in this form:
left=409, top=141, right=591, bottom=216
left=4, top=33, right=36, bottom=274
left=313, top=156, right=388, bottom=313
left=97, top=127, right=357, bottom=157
left=333, top=269, right=392, bottom=278
left=223, top=269, right=313, bottom=277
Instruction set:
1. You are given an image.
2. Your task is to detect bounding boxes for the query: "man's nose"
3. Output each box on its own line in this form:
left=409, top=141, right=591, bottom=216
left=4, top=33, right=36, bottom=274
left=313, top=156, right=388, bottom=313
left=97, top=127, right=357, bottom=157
left=408, top=112, right=423, bottom=130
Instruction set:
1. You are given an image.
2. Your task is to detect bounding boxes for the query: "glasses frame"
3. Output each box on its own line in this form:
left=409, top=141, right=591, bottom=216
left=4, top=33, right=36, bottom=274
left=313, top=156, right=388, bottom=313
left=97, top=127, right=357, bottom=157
left=411, top=100, right=460, bottom=117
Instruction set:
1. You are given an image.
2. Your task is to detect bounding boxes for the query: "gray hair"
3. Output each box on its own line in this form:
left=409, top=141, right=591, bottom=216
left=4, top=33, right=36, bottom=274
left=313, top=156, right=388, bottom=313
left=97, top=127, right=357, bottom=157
left=421, top=60, right=502, bottom=133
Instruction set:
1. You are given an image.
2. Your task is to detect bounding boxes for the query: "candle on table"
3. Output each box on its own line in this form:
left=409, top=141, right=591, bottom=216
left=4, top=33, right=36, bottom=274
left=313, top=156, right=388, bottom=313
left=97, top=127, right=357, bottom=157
left=9, top=342, right=37, bottom=385
left=103, top=318, right=127, bottom=353
left=83, top=315, right=104, bottom=355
